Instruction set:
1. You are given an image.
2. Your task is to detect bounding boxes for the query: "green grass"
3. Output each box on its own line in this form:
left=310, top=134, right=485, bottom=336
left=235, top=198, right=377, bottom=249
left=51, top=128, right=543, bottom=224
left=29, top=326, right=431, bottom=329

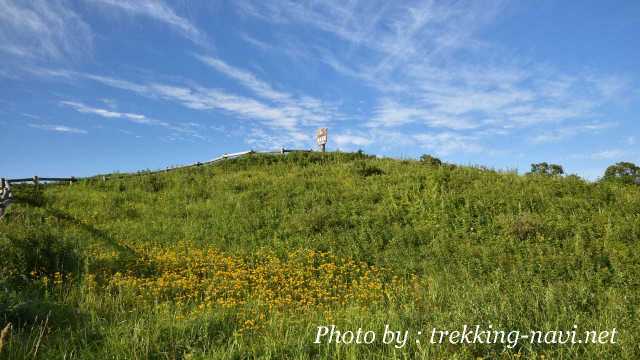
left=1, top=152, right=639, bottom=359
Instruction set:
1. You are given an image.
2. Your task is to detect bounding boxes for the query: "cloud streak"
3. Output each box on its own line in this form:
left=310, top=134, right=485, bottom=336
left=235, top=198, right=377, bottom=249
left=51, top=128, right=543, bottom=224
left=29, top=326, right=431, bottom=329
left=194, top=54, right=340, bottom=127
left=333, top=133, right=372, bottom=148
left=194, top=54, right=289, bottom=102
left=529, top=122, right=617, bottom=144
left=90, top=0, right=208, bottom=47
left=0, top=0, right=92, bottom=60
left=29, top=67, right=330, bottom=148
left=29, top=123, right=87, bottom=134
left=24, top=57, right=342, bottom=148
left=61, top=101, right=152, bottom=124
left=60, top=100, right=203, bottom=138
left=591, top=149, right=625, bottom=160
left=412, top=132, right=483, bottom=156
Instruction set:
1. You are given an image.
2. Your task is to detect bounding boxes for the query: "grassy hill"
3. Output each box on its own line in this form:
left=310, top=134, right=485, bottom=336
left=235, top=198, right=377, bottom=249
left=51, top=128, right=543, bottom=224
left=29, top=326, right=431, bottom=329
left=1, top=152, right=639, bottom=359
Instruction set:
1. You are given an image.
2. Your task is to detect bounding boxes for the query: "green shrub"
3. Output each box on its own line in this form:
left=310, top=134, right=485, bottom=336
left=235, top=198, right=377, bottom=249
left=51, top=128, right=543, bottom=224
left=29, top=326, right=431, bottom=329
left=528, top=162, right=564, bottom=176
left=509, top=212, right=544, bottom=241
left=0, top=291, right=82, bottom=328
left=353, top=162, right=384, bottom=177
left=0, top=229, right=81, bottom=286
left=602, top=162, right=639, bottom=185
left=419, top=154, right=442, bottom=166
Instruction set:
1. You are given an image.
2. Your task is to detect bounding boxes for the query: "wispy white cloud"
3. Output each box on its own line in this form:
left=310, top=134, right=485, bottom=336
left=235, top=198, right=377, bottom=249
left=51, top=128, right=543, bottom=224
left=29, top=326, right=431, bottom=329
left=60, top=101, right=152, bottom=124
left=570, top=146, right=638, bottom=164
left=21, top=113, right=40, bottom=119
left=246, top=127, right=310, bottom=150
left=413, top=132, right=483, bottom=156
left=90, top=0, right=208, bottom=47
left=82, top=73, right=149, bottom=93
left=330, top=128, right=485, bottom=156
left=37, top=58, right=340, bottom=148
left=324, top=128, right=483, bottom=157
left=60, top=100, right=203, bottom=138
left=27, top=70, right=312, bottom=147
left=195, top=54, right=340, bottom=127
left=100, top=98, right=117, bottom=109
left=333, top=133, right=372, bottom=148
left=73, top=73, right=300, bottom=130
left=25, top=67, right=75, bottom=79
left=591, top=149, right=625, bottom=160
left=368, top=98, right=477, bottom=130
left=147, top=83, right=300, bottom=130
left=239, top=33, right=273, bottom=51
left=237, top=0, right=501, bottom=76
left=0, top=0, right=92, bottom=60
left=194, top=54, right=289, bottom=102
left=393, top=62, right=624, bottom=131
left=29, top=123, right=87, bottom=134
left=530, top=122, right=616, bottom=144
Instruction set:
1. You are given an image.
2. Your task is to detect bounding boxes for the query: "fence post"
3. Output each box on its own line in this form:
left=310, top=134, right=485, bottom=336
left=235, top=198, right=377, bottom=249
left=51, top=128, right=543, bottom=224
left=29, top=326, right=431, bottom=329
left=70, top=176, right=75, bottom=185
left=33, top=176, right=39, bottom=187
left=281, top=147, right=285, bottom=154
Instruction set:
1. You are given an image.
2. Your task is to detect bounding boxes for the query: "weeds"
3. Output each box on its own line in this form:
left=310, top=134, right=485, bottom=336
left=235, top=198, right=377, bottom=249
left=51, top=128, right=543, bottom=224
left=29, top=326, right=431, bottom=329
left=0, top=153, right=638, bottom=358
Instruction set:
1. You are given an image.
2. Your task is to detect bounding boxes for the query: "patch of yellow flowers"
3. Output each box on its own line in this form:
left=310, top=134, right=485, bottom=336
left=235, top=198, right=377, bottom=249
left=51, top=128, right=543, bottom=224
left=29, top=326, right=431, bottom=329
left=99, top=245, right=396, bottom=313
left=32, top=271, right=70, bottom=287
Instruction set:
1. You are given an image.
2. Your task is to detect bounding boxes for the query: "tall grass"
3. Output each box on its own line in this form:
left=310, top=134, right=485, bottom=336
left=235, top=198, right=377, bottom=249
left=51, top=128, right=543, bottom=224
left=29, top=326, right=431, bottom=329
left=1, top=152, right=638, bottom=358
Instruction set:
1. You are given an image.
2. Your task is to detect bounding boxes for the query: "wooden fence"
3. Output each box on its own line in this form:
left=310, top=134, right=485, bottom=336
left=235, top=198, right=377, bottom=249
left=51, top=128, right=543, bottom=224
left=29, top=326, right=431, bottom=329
left=92, top=148, right=312, bottom=178
left=0, top=148, right=313, bottom=218
left=0, top=179, right=12, bottom=219
left=4, top=176, right=77, bottom=185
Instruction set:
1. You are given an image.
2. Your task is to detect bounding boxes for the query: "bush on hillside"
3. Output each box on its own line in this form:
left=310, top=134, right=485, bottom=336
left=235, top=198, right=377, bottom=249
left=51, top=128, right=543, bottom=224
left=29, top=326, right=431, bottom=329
left=0, top=291, right=82, bottom=329
left=603, top=162, right=640, bottom=185
left=509, top=212, right=544, bottom=241
left=420, top=154, right=442, bottom=167
left=0, top=229, right=81, bottom=287
left=353, top=162, right=384, bottom=177
left=528, top=162, right=564, bottom=176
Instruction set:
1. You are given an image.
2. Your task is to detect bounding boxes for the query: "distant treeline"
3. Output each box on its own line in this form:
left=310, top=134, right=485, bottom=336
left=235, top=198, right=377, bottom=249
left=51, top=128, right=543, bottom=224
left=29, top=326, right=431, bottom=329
left=420, top=153, right=640, bottom=184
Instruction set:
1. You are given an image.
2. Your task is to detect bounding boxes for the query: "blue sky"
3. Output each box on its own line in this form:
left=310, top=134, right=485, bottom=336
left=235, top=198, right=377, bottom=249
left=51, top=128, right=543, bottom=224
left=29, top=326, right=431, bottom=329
left=1, top=0, right=638, bottom=179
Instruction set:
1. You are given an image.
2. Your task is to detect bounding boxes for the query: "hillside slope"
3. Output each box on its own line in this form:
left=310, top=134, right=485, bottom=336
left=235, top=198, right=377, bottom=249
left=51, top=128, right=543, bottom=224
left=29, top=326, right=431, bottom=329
left=1, top=152, right=639, bottom=359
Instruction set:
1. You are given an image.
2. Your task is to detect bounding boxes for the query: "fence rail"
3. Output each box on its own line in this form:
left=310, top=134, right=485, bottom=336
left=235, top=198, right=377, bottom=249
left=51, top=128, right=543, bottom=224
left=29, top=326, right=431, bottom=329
left=3, top=148, right=311, bottom=183
left=0, top=148, right=313, bottom=218
left=119, top=148, right=312, bottom=177
left=5, top=177, right=77, bottom=184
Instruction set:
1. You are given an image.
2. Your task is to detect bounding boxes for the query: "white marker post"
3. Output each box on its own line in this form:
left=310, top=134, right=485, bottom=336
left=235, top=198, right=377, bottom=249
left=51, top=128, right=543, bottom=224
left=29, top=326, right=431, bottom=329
left=316, top=128, right=328, bottom=152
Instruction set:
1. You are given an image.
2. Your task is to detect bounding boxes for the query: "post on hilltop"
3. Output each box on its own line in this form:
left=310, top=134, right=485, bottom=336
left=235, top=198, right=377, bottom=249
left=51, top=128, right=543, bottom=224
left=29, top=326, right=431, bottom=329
left=316, top=128, right=328, bottom=153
